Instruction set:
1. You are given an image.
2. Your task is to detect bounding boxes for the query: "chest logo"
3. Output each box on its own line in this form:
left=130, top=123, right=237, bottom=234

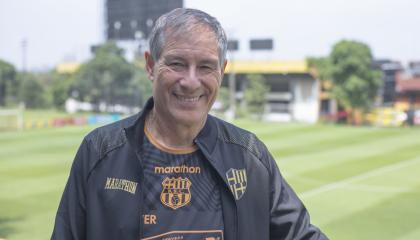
left=104, top=177, right=138, bottom=195
left=161, top=177, right=192, bottom=210
left=226, top=168, right=247, bottom=200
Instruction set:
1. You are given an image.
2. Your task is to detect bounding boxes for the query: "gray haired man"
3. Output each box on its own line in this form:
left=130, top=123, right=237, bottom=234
left=52, top=8, right=328, bottom=240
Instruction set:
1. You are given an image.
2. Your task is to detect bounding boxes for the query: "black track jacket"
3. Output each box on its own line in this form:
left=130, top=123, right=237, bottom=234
left=51, top=98, right=328, bottom=240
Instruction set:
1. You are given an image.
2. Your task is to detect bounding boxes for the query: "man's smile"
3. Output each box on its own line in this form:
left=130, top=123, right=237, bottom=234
left=172, top=93, right=204, bottom=103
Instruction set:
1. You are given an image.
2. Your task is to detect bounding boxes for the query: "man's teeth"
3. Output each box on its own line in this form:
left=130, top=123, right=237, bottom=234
left=176, top=95, right=200, bottom=102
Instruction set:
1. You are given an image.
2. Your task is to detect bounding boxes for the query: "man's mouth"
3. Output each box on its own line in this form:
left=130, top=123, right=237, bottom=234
left=173, top=93, right=202, bottom=102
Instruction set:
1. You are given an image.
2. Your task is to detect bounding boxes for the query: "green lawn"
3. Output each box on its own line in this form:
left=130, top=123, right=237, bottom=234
left=1, top=120, right=420, bottom=239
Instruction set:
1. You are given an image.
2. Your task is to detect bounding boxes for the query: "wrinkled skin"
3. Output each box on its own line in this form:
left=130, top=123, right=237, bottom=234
left=145, top=26, right=227, bottom=146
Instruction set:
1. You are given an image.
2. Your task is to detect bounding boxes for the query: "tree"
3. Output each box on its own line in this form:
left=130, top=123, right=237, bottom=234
left=307, top=56, right=331, bottom=82
left=0, top=59, right=17, bottom=106
left=329, top=40, right=382, bottom=124
left=131, top=59, right=152, bottom=107
left=244, top=74, right=270, bottom=119
left=73, top=42, right=135, bottom=110
left=51, top=72, right=74, bottom=109
left=217, top=86, right=230, bottom=112
left=19, top=73, right=47, bottom=108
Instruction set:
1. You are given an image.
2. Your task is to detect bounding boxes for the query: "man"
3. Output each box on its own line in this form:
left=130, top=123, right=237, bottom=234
left=52, top=8, right=328, bottom=240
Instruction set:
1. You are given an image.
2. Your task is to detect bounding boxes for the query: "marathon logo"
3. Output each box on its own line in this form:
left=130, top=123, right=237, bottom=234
left=104, top=177, right=138, bottom=194
left=154, top=165, right=201, bottom=174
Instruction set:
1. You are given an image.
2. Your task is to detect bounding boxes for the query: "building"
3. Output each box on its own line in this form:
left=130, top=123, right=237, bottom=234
left=373, top=59, right=404, bottom=105
left=223, top=60, right=319, bottom=123
left=106, top=0, right=183, bottom=41
left=395, top=61, right=420, bottom=110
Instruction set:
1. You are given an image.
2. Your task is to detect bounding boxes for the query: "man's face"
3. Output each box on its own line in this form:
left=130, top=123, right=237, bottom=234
left=146, top=26, right=226, bottom=127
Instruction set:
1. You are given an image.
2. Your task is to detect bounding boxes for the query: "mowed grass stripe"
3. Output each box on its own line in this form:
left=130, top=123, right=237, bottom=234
left=0, top=128, right=93, bottom=160
left=0, top=190, right=62, bottom=239
left=300, top=155, right=420, bottom=198
left=0, top=159, right=71, bottom=183
left=288, top=142, right=420, bottom=192
left=322, top=185, right=420, bottom=240
left=0, top=126, right=93, bottom=145
left=266, top=127, right=409, bottom=158
left=0, top=151, right=74, bottom=176
left=301, top=160, right=420, bottom=240
left=274, top=129, right=420, bottom=174
left=397, top=227, right=420, bottom=240
left=245, top=123, right=420, bottom=240
left=0, top=127, right=90, bottom=240
left=0, top=141, right=82, bottom=167
left=0, top=172, right=68, bottom=200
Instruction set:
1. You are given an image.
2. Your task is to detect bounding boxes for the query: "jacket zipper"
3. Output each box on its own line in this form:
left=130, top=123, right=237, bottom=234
left=195, top=140, right=239, bottom=240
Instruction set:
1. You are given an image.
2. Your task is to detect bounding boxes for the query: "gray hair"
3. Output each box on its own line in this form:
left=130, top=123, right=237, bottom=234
left=148, top=8, right=227, bottom=68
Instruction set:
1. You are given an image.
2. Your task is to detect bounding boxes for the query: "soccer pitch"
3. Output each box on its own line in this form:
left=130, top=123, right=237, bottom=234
left=1, top=121, right=420, bottom=239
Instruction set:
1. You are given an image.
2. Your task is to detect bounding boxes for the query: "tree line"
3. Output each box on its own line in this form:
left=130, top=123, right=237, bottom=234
left=0, top=42, right=152, bottom=111
left=1, top=39, right=382, bottom=123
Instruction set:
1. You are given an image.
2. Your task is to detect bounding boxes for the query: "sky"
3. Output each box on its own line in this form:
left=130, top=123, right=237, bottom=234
left=0, top=0, right=419, bottom=71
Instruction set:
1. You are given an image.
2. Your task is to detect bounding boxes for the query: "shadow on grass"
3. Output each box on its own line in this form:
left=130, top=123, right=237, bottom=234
left=0, top=217, right=22, bottom=238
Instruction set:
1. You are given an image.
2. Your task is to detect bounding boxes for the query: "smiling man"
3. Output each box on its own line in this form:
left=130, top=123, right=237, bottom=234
left=52, top=8, right=327, bottom=240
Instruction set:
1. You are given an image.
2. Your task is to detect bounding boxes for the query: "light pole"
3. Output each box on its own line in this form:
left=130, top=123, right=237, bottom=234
left=21, top=39, right=27, bottom=72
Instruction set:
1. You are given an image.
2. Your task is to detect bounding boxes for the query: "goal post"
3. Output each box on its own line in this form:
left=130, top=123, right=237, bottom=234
left=0, top=106, right=24, bottom=131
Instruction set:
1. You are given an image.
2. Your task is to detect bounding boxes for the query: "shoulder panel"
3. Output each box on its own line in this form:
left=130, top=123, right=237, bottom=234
left=214, top=118, right=262, bottom=160
left=85, top=114, right=138, bottom=160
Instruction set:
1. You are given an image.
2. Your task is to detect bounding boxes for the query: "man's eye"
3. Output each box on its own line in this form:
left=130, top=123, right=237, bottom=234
left=169, top=62, right=184, bottom=67
left=167, top=62, right=185, bottom=71
left=200, top=65, right=214, bottom=71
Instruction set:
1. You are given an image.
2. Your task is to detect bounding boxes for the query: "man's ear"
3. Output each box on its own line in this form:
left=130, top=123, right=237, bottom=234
left=145, top=51, right=155, bottom=81
left=219, top=60, right=228, bottom=85
left=222, top=60, right=228, bottom=73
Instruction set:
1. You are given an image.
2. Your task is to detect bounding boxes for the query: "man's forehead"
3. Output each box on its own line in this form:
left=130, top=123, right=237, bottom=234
left=161, top=28, right=219, bottom=56
left=164, top=24, right=217, bottom=44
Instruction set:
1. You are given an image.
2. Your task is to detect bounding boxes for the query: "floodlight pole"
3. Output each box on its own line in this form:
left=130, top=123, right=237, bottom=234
left=21, top=39, right=27, bottom=72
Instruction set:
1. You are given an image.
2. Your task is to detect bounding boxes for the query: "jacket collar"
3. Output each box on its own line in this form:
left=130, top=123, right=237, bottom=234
left=124, top=97, right=218, bottom=155
left=124, top=98, right=154, bottom=154
left=195, top=115, right=218, bottom=155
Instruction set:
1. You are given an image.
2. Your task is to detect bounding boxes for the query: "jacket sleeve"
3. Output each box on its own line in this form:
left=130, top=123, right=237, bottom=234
left=262, top=144, right=328, bottom=240
left=51, top=138, right=93, bottom=240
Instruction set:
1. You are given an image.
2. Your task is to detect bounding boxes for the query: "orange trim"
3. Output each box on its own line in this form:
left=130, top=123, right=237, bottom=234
left=144, top=126, right=198, bottom=154
left=142, top=229, right=224, bottom=240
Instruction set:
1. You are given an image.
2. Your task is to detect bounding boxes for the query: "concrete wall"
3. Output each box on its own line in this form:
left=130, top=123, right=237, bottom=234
left=290, top=78, right=319, bottom=123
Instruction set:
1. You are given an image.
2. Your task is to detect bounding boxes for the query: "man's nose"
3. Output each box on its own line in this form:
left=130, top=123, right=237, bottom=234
left=179, top=66, right=201, bottom=90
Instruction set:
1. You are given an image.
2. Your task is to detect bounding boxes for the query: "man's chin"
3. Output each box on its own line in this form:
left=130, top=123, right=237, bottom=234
left=172, top=112, right=207, bottom=127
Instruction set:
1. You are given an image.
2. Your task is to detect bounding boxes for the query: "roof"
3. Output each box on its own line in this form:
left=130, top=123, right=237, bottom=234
left=224, top=60, right=308, bottom=74
left=396, top=78, right=420, bottom=92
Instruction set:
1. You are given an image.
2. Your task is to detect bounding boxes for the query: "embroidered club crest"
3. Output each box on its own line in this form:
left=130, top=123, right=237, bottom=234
left=160, top=177, right=192, bottom=210
left=226, top=168, right=247, bottom=200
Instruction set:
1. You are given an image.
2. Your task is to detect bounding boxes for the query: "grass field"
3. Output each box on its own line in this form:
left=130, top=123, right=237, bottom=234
left=1, top=120, right=420, bottom=239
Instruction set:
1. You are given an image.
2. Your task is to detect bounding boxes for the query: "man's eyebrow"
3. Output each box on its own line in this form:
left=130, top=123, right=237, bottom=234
left=164, top=55, right=185, bottom=61
left=199, top=59, right=219, bottom=66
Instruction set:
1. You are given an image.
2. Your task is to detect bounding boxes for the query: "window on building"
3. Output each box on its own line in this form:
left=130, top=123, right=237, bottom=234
left=227, top=40, right=239, bottom=51
left=250, top=39, right=273, bottom=50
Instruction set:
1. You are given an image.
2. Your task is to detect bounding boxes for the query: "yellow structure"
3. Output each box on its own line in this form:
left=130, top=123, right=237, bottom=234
left=224, top=60, right=308, bottom=74
left=56, top=62, right=81, bottom=74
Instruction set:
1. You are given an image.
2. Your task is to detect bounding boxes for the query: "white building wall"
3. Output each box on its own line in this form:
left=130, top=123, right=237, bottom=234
left=291, top=78, right=319, bottom=123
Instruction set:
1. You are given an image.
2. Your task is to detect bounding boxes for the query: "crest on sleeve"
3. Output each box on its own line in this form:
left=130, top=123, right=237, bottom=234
left=226, top=168, right=247, bottom=200
left=160, top=177, right=192, bottom=210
